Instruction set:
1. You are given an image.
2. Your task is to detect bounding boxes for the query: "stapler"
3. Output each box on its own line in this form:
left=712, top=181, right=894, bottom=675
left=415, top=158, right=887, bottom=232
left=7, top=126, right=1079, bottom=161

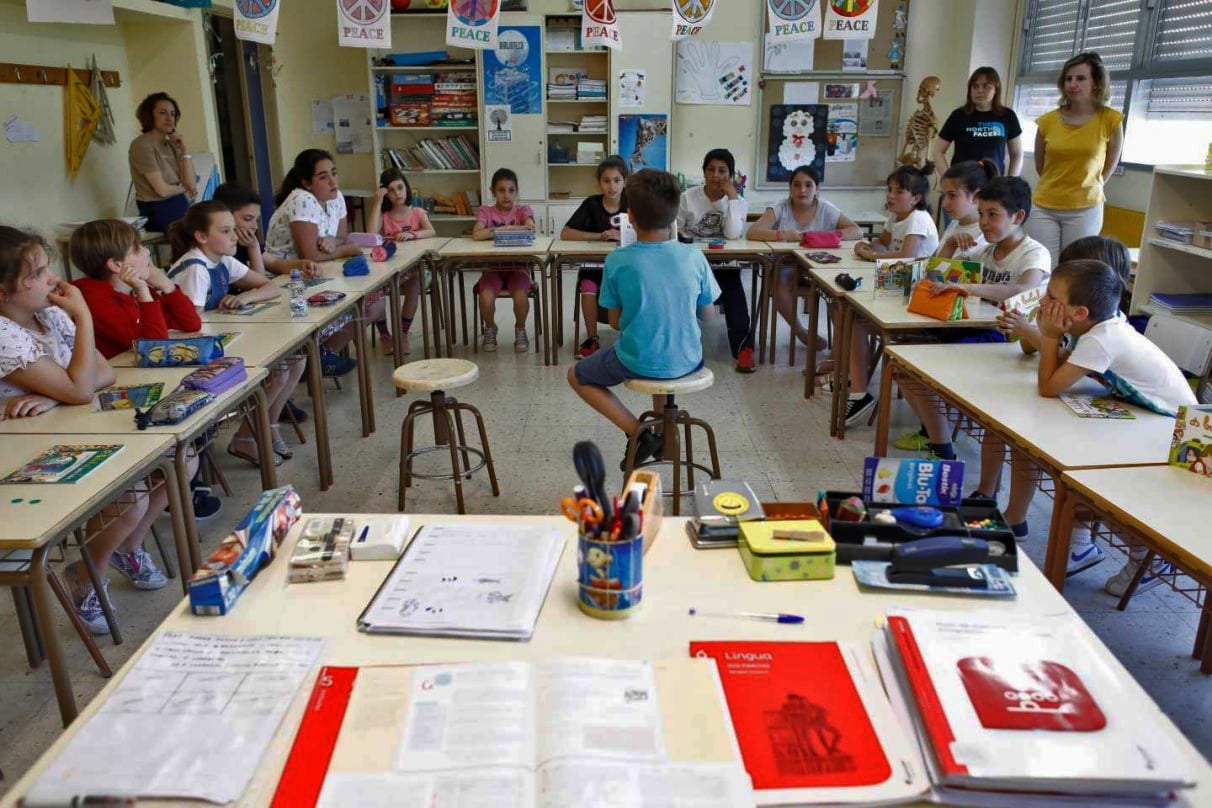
left=885, top=536, right=991, bottom=589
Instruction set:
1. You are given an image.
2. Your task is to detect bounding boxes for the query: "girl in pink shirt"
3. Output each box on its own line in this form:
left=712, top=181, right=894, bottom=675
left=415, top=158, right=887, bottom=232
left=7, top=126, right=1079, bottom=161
left=471, top=168, right=536, bottom=353
left=367, top=169, right=435, bottom=354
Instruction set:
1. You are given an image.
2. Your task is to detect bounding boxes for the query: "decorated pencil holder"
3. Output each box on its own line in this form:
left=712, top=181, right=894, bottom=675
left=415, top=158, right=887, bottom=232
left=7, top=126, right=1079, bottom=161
left=577, top=529, right=643, bottom=620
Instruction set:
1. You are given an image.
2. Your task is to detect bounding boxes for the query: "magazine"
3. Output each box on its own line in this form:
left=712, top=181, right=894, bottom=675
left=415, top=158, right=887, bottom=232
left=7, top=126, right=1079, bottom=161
left=97, top=382, right=164, bottom=411
left=1060, top=394, right=1136, bottom=420
left=1, top=444, right=124, bottom=484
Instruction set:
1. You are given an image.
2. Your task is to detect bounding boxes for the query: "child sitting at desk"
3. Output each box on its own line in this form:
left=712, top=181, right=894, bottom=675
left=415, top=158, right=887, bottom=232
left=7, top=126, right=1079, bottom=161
left=168, top=201, right=302, bottom=468
left=0, top=226, right=172, bottom=632
left=560, top=155, right=629, bottom=360
left=678, top=148, right=755, bottom=373
left=472, top=167, right=537, bottom=353
left=366, top=168, right=435, bottom=356
left=567, top=169, right=720, bottom=470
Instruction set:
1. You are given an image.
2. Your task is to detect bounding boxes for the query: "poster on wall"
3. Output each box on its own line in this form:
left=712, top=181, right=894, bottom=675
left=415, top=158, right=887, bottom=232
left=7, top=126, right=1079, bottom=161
left=619, top=114, right=668, bottom=172
left=842, top=39, right=868, bottom=70
left=485, top=104, right=513, bottom=142
left=824, top=0, right=878, bottom=39
left=447, top=0, right=500, bottom=50
left=336, top=0, right=390, bottom=49
left=766, top=0, right=821, bottom=43
left=234, top=0, right=280, bottom=44
left=826, top=101, right=858, bottom=162
left=762, top=33, right=814, bottom=73
left=671, top=0, right=717, bottom=39
left=582, top=0, right=622, bottom=50
left=25, top=0, right=114, bottom=24
left=482, top=25, right=542, bottom=114
left=859, top=89, right=894, bottom=136
left=619, top=69, right=646, bottom=108
left=332, top=94, right=372, bottom=153
left=767, top=104, right=828, bottom=182
left=675, top=40, right=753, bottom=106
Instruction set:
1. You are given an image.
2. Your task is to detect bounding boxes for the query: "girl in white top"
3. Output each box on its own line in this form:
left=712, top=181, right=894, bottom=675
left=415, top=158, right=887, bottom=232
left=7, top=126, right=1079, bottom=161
left=854, top=166, right=939, bottom=260
left=936, top=160, right=997, bottom=260
left=168, top=201, right=303, bottom=468
left=264, top=149, right=362, bottom=268
left=0, top=226, right=173, bottom=633
left=748, top=165, right=863, bottom=349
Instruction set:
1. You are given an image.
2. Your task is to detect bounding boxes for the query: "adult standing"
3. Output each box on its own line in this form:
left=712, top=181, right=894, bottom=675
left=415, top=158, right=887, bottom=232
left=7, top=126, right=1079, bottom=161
left=128, top=92, right=196, bottom=235
left=933, top=67, right=1023, bottom=179
left=1029, top=53, right=1124, bottom=266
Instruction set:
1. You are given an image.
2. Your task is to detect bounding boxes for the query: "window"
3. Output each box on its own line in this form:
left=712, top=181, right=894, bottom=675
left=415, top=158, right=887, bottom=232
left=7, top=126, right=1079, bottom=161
left=1014, top=0, right=1212, bottom=165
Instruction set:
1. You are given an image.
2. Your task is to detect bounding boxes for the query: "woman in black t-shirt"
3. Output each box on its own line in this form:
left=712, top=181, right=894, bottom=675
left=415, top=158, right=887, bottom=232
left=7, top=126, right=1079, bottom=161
left=560, top=155, right=628, bottom=360
left=933, top=67, right=1023, bottom=180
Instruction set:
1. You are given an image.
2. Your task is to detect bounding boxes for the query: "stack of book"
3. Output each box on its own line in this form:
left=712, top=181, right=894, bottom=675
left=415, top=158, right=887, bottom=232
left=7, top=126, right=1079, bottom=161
left=578, top=114, right=607, bottom=133
left=432, top=190, right=480, bottom=217
left=432, top=71, right=477, bottom=127
left=576, top=78, right=607, bottom=100
left=878, top=609, right=1196, bottom=805
left=548, top=120, right=577, bottom=133
left=576, top=141, right=605, bottom=165
left=384, top=135, right=479, bottom=172
left=547, top=82, right=577, bottom=101
left=1148, top=292, right=1212, bottom=316
left=388, top=73, right=433, bottom=127
left=493, top=229, right=535, bottom=248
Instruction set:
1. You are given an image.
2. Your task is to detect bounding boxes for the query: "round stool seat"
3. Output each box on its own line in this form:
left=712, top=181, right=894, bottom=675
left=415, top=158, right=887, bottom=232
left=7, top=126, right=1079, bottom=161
left=393, top=358, right=479, bottom=392
left=623, top=367, right=714, bottom=396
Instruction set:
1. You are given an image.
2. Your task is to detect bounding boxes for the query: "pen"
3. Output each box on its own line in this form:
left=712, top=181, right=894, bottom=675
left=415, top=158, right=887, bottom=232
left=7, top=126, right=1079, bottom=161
left=357, top=525, right=370, bottom=543
left=688, top=608, right=805, bottom=625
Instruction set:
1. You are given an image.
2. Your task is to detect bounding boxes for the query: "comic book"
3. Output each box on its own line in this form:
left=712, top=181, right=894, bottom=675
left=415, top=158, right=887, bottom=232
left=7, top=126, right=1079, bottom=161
left=1169, top=405, right=1212, bottom=476
left=97, top=382, right=164, bottom=411
left=1, top=444, right=124, bottom=484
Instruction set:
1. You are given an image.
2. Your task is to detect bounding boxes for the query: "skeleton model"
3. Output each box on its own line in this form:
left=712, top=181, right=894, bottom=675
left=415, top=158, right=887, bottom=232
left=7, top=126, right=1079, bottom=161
left=898, top=76, right=941, bottom=172
left=628, top=115, right=668, bottom=170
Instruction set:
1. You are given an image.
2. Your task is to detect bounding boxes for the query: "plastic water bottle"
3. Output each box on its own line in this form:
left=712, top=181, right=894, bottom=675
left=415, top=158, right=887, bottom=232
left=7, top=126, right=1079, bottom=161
left=288, top=269, right=308, bottom=318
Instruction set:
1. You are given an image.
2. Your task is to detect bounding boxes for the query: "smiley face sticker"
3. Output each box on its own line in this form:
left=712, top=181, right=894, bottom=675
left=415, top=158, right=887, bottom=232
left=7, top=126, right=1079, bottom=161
left=713, top=490, right=751, bottom=516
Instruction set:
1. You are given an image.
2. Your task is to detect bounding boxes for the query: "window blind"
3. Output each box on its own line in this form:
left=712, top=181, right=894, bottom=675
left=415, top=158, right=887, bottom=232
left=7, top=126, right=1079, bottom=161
left=1145, top=77, right=1212, bottom=118
left=1081, top=0, right=1143, bottom=70
left=1024, top=0, right=1083, bottom=73
left=1154, top=0, right=1212, bottom=62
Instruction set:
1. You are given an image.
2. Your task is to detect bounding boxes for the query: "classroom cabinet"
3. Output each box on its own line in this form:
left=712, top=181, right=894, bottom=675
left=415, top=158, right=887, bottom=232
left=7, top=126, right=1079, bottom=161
left=548, top=202, right=582, bottom=236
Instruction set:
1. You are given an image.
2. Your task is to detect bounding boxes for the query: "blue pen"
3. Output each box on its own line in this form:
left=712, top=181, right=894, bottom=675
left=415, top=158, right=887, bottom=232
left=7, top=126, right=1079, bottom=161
left=688, top=608, right=805, bottom=625
left=357, top=525, right=370, bottom=543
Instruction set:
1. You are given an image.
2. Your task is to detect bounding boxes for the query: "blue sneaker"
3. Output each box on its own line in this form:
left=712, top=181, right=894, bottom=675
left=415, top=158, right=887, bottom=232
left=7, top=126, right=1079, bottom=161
left=109, top=546, right=168, bottom=590
left=321, top=350, right=357, bottom=378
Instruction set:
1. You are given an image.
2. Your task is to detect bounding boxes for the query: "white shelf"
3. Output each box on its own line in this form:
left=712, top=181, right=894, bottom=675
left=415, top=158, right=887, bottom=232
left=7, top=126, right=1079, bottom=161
left=547, top=130, right=608, bottom=136
left=1148, top=237, right=1212, bottom=261
left=545, top=49, right=609, bottom=55
left=547, top=99, right=608, bottom=104
left=550, top=163, right=602, bottom=168
left=1154, top=165, right=1212, bottom=182
left=406, top=169, right=480, bottom=174
left=371, top=65, right=475, bottom=72
left=1140, top=302, right=1212, bottom=331
left=430, top=214, right=476, bottom=221
left=377, top=126, right=478, bottom=132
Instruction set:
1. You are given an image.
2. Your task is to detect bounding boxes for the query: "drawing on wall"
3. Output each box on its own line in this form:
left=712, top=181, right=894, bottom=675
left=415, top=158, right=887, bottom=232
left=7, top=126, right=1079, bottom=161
left=675, top=40, right=753, bottom=106
left=767, top=104, right=828, bottom=182
left=618, top=114, right=668, bottom=172
left=482, top=25, right=542, bottom=114
left=826, top=101, right=858, bottom=162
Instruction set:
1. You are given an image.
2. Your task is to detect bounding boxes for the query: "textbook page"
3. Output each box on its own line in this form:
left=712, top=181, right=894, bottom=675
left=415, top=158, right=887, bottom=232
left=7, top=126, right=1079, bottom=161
left=26, top=633, right=323, bottom=804
left=537, top=760, right=754, bottom=807
left=318, top=769, right=533, bottom=808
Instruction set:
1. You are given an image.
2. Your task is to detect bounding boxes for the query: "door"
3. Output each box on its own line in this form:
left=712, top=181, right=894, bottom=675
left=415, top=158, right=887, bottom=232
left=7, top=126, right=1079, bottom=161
left=206, top=16, right=253, bottom=190
left=480, top=15, right=547, bottom=201
left=548, top=202, right=582, bottom=237
left=241, top=42, right=277, bottom=227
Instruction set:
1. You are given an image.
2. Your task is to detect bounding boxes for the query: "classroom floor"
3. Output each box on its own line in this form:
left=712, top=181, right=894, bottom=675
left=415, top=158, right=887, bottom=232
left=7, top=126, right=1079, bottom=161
left=2, top=285, right=1210, bottom=791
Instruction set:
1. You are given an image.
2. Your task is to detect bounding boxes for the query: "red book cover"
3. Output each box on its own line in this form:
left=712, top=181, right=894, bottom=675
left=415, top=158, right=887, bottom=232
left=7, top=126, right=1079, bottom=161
left=270, top=666, right=359, bottom=808
left=690, top=641, right=892, bottom=791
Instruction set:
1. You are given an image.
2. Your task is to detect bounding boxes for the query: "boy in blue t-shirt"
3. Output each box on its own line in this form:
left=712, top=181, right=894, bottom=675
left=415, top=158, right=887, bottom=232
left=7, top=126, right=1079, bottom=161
left=568, top=169, right=720, bottom=467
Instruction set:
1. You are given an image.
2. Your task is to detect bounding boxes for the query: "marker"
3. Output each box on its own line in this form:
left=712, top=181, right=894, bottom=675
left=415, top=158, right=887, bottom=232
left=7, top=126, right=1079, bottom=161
left=357, top=525, right=370, bottom=543
left=688, top=608, right=805, bottom=625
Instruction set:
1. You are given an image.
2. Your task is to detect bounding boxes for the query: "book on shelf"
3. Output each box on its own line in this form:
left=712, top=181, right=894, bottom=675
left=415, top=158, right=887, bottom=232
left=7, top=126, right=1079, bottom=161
left=1, top=444, right=125, bottom=485
left=1148, top=292, right=1212, bottom=314
left=387, top=134, right=479, bottom=171
left=576, top=141, right=605, bottom=165
left=876, top=608, right=1196, bottom=802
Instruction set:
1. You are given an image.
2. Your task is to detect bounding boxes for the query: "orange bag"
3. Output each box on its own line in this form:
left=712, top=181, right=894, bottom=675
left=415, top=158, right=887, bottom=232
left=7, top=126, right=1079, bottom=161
left=907, top=279, right=969, bottom=321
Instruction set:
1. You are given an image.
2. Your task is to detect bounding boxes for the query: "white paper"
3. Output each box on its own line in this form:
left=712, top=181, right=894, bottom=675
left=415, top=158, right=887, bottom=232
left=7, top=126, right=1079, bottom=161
left=675, top=40, right=753, bottom=106
left=618, top=69, right=646, bottom=108
left=332, top=93, right=371, bottom=154
left=357, top=523, right=566, bottom=638
left=234, top=0, right=280, bottom=45
left=336, top=0, right=391, bottom=49
left=537, top=760, right=754, bottom=808
left=485, top=104, right=513, bottom=142
left=859, top=90, right=895, bottom=137
left=762, top=32, right=814, bottom=73
left=825, top=0, right=879, bottom=39
left=827, top=101, right=858, bottom=162
left=312, top=99, right=334, bottom=136
left=842, top=38, right=869, bottom=71
left=26, top=0, right=113, bottom=24
left=3, top=115, right=40, bottom=143
left=26, top=633, right=323, bottom=805
left=319, top=769, right=533, bottom=808
left=783, top=81, right=819, bottom=105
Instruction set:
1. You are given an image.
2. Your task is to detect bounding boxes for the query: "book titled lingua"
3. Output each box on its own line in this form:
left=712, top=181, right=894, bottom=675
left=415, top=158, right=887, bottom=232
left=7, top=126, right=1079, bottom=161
left=881, top=609, right=1196, bottom=799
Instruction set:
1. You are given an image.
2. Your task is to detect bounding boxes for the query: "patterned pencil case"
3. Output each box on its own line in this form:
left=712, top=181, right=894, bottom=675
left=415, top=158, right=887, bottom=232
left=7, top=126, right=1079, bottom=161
left=346, top=232, right=382, bottom=248
left=135, top=388, right=213, bottom=429
left=135, top=336, right=225, bottom=368
left=182, top=356, right=247, bottom=395
left=308, top=290, right=348, bottom=306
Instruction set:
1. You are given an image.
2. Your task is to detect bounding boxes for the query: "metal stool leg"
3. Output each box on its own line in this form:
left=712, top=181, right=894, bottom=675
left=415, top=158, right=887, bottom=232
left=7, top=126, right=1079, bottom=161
left=682, top=413, right=697, bottom=494
left=459, top=402, right=500, bottom=497
left=398, top=403, right=427, bottom=510
left=440, top=405, right=467, bottom=514
left=450, top=396, right=473, bottom=476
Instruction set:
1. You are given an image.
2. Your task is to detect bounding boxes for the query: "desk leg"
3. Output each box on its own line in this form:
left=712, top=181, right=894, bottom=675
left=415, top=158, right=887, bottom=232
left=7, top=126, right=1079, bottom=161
left=29, top=545, right=76, bottom=725
left=418, top=266, right=431, bottom=364
left=831, top=303, right=854, bottom=438
left=444, top=261, right=457, bottom=359
left=549, top=259, right=561, bottom=365
left=157, top=458, right=191, bottom=592
left=304, top=334, right=333, bottom=491
left=251, top=387, right=278, bottom=490
left=803, top=283, right=820, bottom=399
left=174, top=444, right=201, bottom=573
left=354, top=301, right=375, bottom=437
left=747, top=259, right=763, bottom=365
left=1045, top=475, right=1075, bottom=592
left=1195, top=605, right=1212, bottom=674
left=874, top=359, right=894, bottom=457
left=389, top=271, right=404, bottom=363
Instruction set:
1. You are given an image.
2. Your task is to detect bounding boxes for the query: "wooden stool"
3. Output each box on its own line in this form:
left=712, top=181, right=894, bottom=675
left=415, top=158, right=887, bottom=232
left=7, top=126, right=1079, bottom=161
left=393, top=358, right=500, bottom=514
left=622, top=368, right=721, bottom=516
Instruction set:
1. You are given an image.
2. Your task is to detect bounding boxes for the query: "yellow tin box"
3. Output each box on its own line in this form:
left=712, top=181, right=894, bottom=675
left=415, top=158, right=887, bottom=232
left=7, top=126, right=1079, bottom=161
left=738, top=520, right=835, bottom=582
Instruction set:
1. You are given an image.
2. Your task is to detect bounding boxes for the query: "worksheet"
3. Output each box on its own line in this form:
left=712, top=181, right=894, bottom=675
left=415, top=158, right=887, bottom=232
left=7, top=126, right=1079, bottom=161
left=318, top=769, right=533, bottom=808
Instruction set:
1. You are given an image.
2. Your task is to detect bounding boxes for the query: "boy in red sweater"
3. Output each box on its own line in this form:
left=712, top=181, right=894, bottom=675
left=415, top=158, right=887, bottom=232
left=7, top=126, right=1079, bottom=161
left=70, top=219, right=200, bottom=359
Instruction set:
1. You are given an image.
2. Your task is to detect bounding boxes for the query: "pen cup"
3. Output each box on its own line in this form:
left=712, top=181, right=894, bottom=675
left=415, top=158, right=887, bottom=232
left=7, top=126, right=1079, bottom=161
left=577, top=530, right=643, bottom=620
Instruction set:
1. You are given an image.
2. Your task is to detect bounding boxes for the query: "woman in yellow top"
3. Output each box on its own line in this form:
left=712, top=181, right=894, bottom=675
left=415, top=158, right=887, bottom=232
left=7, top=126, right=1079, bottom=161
left=1029, top=53, right=1124, bottom=267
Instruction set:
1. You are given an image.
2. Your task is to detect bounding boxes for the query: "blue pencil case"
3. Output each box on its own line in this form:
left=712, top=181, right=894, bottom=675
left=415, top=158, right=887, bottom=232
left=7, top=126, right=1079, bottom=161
left=135, top=336, right=225, bottom=368
left=343, top=254, right=370, bottom=276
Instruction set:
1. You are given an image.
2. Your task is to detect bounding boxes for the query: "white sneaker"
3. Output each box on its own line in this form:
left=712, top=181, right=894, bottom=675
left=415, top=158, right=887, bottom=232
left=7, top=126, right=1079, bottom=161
left=1105, top=557, right=1174, bottom=597
left=109, top=546, right=169, bottom=591
left=1066, top=542, right=1105, bottom=577
left=482, top=326, right=498, bottom=352
left=514, top=328, right=529, bottom=353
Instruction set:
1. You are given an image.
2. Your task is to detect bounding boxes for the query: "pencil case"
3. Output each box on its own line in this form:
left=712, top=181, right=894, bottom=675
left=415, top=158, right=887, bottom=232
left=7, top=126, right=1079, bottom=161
left=800, top=230, right=842, bottom=248
left=907, top=279, right=969, bottom=321
left=346, top=232, right=382, bottom=248
left=134, top=387, right=213, bottom=429
left=182, top=356, right=247, bottom=395
left=135, top=336, right=225, bottom=367
left=343, top=254, right=370, bottom=276
left=308, top=290, right=348, bottom=306
left=371, top=241, right=397, bottom=262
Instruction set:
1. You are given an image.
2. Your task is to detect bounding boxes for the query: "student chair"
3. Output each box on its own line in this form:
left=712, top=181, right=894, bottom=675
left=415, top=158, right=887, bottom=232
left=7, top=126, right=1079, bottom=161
left=459, top=269, right=544, bottom=354
left=569, top=261, right=609, bottom=353
left=622, top=368, right=722, bottom=516
left=394, top=358, right=500, bottom=514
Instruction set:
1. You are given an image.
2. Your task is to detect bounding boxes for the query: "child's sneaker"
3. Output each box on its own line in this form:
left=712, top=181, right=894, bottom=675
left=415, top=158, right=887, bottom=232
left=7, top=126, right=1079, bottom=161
left=192, top=486, right=223, bottom=520
left=482, top=326, right=498, bottom=352
left=1104, top=557, right=1173, bottom=597
left=621, top=430, right=664, bottom=472
left=400, top=331, right=411, bottom=355
left=1066, top=543, right=1105, bottom=577
left=893, top=429, right=930, bottom=451
left=76, top=585, right=112, bottom=636
left=109, top=546, right=169, bottom=590
left=735, top=346, right=756, bottom=373
left=844, top=393, right=875, bottom=426
left=575, top=336, right=600, bottom=360
left=514, top=328, right=529, bottom=353
left=321, top=350, right=357, bottom=378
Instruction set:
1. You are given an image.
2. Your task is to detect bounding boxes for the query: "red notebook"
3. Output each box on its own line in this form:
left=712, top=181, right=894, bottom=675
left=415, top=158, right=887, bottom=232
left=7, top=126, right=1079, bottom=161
left=690, top=641, right=892, bottom=791
left=270, top=666, right=359, bottom=808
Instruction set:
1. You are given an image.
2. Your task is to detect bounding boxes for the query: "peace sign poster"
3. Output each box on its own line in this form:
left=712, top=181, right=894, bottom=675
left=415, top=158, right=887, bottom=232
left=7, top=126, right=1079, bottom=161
left=767, top=0, right=820, bottom=42
left=582, top=0, right=621, bottom=50
left=824, top=0, right=878, bottom=39
left=234, top=0, right=280, bottom=45
left=337, top=0, right=391, bottom=49
left=447, top=0, right=500, bottom=50
left=671, top=0, right=716, bottom=40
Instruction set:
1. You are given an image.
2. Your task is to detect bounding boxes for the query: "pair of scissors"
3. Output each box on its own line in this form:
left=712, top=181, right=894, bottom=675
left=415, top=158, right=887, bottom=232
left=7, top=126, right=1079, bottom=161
left=561, top=496, right=604, bottom=528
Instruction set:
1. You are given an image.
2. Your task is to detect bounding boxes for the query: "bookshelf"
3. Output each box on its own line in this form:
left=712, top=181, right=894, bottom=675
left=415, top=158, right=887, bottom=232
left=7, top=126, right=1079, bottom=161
left=543, top=14, right=609, bottom=199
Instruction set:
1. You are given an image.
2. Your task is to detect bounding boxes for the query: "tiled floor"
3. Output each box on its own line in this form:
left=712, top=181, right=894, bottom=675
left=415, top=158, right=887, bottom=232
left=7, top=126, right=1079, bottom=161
left=2, top=289, right=1209, bottom=793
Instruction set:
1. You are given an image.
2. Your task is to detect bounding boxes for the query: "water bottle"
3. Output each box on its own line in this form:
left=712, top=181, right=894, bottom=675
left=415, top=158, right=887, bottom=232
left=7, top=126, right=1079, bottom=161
left=288, top=269, right=308, bottom=318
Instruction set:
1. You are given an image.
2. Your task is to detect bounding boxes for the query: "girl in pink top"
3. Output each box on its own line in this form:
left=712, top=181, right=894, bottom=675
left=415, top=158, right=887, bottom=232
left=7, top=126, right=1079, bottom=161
left=471, top=168, right=536, bottom=353
left=367, top=169, right=435, bottom=354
